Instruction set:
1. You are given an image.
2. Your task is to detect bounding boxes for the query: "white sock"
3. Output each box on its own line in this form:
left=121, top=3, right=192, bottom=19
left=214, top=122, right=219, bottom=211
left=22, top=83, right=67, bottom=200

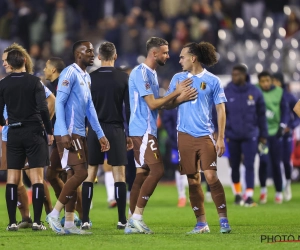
left=64, top=221, right=74, bottom=228
left=260, top=187, right=267, bottom=194
left=286, top=179, right=291, bottom=187
left=276, top=192, right=283, bottom=199
left=132, top=214, right=142, bottom=220
left=105, top=171, right=115, bottom=202
left=246, top=189, right=254, bottom=198
left=175, top=170, right=186, bottom=199
left=49, top=208, right=60, bottom=219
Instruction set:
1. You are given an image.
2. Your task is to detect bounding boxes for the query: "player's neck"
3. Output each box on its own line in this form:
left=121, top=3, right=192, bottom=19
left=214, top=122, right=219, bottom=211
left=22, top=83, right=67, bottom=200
left=101, top=61, right=114, bottom=67
left=144, top=58, right=156, bottom=71
left=190, top=65, right=204, bottom=76
left=76, top=61, right=87, bottom=72
left=11, top=68, right=23, bottom=73
left=50, top=73, right=59, bottom=82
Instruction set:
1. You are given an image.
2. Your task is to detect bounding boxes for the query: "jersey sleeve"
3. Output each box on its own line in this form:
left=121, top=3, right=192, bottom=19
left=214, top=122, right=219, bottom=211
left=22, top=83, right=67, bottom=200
left=57, top=67, right=75, bottom=95
left=134, top=67, right=153, bottom=97
left=41, top=81, right=52, bottom=98
left=164, top=75, right=177, bottom=96
left=213, top=78, right=227, bottom=105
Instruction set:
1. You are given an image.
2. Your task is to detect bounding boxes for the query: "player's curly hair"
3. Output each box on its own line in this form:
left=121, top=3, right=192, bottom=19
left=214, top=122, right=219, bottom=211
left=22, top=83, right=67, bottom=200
left=183, top=42, right=217, bottom=67
left=4, top=43, right=34, bottom=74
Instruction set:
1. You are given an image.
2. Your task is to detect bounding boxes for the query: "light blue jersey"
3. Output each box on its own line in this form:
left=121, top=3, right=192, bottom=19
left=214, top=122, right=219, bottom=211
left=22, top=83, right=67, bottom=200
left=129, top=63, right=159, bottom=137
left=54, top=63, right=104, bottom=139
left=2, top=106, right=8, bottom=141
left=2, top=83, right=51, bottom=141
left=166, top=69, right=227, bottom=137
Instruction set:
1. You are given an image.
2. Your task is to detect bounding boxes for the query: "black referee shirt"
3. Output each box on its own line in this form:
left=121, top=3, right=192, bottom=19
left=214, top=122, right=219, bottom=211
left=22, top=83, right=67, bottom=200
left=89, top=67, right=130, bottom=126
left=0, top=72, right=52, bottom=135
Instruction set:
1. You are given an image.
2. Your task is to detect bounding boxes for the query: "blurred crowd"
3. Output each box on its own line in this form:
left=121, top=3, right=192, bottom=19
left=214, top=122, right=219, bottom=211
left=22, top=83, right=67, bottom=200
left=1, top=0, right=300, bottom=83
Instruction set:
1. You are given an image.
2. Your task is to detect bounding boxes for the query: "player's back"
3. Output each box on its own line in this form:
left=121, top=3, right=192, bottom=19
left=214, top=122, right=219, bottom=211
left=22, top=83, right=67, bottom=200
left=89, top=67, right=128, bottom=124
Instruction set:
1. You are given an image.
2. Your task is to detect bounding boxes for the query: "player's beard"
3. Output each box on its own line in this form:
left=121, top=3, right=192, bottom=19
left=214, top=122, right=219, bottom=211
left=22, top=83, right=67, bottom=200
left=156, top=58, right=166, bottom=66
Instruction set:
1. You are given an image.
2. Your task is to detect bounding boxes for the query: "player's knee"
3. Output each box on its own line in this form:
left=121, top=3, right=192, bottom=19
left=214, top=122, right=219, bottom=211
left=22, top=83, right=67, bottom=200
left=149, top=163, right=164, bottom=180
left=205, top=171, right=218, bottom=185
left=187, top=174, right=200, bottom=186
left=74, top=167, right=88, bottom=183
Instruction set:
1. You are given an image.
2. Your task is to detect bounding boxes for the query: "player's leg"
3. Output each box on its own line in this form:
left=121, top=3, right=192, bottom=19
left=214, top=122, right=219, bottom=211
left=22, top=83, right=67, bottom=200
left=282, top=134, right=293, bottom=201
left=46, top=145, right=65, bottom=199
left=17, top=171, right=32, bottom=228
left=108, top=125, right=129, bottom=229
left=6, top=128, right=27, bottom=231
left=48, top=135, right=89, bottom=234
left=177, top=132, right=209, bottom=234
left=129, top=135, right=164, bottom=234
left=268, top=136, right=283, bottom=203
left=258, top=138, right=269, bottom=204
left=241, top=137, right=258, bottom=206
left=82, top=126, right=104, bottom=229
left=201, top=135, right=231, bottom=233
left=81, top=164, right=98, bottom=229
left=104, top=161, right=116, bottom=208
left=227, top=139, right=243, bottom=205
left=126, top=149, right=136, bottom=203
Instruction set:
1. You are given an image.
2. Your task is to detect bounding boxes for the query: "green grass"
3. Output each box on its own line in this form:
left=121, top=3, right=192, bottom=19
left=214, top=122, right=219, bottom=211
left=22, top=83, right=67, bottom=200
left=0, top=183, right=299, bottom=249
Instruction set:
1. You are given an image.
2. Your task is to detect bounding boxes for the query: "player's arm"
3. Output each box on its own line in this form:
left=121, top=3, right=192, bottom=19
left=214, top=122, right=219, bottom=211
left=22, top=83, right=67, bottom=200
left=46, top=93, right=55, bottom=120
left=144, top=78, right=193, bottom=110
left=215, top=103, right=226, bottom=157
left=86, top=96, right=110, bottom=152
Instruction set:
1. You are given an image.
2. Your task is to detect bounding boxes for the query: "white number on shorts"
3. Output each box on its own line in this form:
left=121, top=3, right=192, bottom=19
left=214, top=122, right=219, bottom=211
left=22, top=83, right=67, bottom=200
left=149, top=139, right=157, bottom=151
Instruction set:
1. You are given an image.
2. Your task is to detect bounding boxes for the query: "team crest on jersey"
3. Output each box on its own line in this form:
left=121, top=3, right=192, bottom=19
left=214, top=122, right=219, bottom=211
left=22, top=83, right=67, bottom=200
left=247, top=95, right=255, bottom=105
left=80, top=82, right=84, bottom=85
left=200, top=82, right=206, bottom=90
left=62, top=80, right=69, bottom=86
left=145, top=82, right=151, bottom=90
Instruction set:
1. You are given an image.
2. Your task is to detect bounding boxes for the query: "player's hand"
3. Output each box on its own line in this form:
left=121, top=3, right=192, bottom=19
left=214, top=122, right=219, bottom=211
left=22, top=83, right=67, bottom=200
left=126, top=137, right=133, bottom=150
left=99, top=136, right=110, bottom=152
left=177, top=87, right=198, bottom=103
left=175, top=78, right=193, bottom=94
left=47, top=134, right=54, bottom=146
left=259, top=137, right=267, bottom=145
left=215, top=137, right=225, bottom=157
left=61, top=134, right=72, bottom=149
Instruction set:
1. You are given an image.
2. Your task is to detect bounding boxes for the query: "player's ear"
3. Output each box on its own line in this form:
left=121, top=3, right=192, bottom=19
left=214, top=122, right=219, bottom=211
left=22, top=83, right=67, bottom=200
left=98, top=54, right=101, bottom=61
left=114, top=53, right=117, bottom=61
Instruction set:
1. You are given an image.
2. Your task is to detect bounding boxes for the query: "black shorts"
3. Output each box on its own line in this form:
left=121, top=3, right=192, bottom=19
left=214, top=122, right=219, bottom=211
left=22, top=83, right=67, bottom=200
left=87, top=123, right=127, bottom=166
left=7, top=125, right=49, bottom=170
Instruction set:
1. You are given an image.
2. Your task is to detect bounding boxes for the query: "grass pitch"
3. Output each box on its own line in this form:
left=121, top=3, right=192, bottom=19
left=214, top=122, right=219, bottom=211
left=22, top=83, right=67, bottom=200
left=0, top=183, right=299, bottom=250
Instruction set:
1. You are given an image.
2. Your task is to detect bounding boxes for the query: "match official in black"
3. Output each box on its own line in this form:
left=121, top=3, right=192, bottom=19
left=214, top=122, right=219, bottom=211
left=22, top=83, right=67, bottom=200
left=0, top=50, right=54, bottom=231
left=81, top=42, right=132, bottom=230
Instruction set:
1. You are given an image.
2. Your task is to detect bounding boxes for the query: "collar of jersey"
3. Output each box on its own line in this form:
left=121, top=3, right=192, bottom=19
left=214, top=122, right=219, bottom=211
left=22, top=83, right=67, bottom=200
left=142, top=63, right=156, bottom=75
left=72, top=63, right=88, bottom=77
left=187, top=69, right=207, bottom=78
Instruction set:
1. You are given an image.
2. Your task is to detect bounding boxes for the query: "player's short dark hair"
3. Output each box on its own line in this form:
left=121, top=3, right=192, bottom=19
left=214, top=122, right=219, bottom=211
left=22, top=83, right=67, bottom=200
left=7, top=50, right=25, bottom=69
left=99, top=42, right=116, bottom=61
left=48, top=57, right=65, bottom=73
left=258, top=71, right=272, bottom=80
left=72, top=40, right=90, bottom=56
left=146, top=37, right=168, bottom=52
left=183, top=42, right=217, bottom=67
left=233, top=64, right=248, bottom=74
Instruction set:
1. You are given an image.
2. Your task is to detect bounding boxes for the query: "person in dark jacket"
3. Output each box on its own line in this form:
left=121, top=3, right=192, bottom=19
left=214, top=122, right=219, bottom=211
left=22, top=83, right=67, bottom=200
left=225, top=64, right=268, bottom=206
left=257, top=71, right=289, bottom=204
left=273, top=72, right=300, bottom=201
left=161, top=108, right=188, bottom=207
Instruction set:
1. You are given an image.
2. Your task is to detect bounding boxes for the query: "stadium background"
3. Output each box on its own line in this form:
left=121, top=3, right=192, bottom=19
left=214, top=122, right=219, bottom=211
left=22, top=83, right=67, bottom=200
left=1, top=0, right=300, bottom=183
